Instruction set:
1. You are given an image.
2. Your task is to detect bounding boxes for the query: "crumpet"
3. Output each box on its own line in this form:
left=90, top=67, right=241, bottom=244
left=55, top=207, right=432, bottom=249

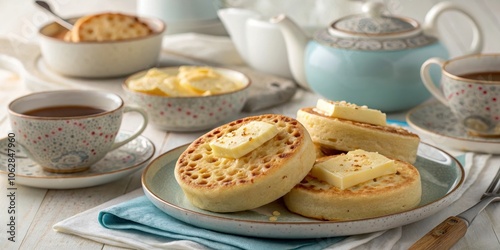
left=297, top=107, right=420, bottom=164
left=71, top=13, right=152, bottom=42
left=284, top=156, right=422, bottom=221
left=174, top=114, right=316, bottom=212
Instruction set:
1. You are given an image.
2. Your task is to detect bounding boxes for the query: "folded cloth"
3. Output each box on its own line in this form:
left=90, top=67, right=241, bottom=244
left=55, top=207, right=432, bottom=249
left=53, top=153, right=489, bottom=250
left=98, top=196, right=346, bottom=250
left=384, top=152, right=492, bottom=250
left=53, top=188, right=352, bottom=250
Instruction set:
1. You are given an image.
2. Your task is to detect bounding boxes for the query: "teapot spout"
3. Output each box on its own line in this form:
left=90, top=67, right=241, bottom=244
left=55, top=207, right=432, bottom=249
left=218, top=8, right=260, bottom=63
left=271, top=14, right=309, bottom=89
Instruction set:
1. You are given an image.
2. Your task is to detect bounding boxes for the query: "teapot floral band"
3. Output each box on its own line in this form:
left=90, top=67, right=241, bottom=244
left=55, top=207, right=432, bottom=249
left=313, top=29, right=438, bottom=51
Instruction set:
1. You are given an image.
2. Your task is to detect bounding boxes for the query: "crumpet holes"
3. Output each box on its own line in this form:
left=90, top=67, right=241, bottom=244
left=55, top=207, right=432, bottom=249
left=190, top=154, right=203, bottom=161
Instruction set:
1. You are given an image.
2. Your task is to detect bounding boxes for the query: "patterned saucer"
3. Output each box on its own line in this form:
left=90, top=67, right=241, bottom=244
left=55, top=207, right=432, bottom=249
left=406, top=102, right=500, bottom=154
left=0, top=131, right=155, bottom=189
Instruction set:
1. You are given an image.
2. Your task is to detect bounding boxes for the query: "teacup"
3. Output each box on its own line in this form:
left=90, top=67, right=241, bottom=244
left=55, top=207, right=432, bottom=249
left=8, top=90, right=148, bottom=173
left=421, top=54, right=500, bottom=136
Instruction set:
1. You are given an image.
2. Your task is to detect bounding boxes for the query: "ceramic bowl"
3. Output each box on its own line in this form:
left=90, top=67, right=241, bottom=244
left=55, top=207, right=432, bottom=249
left=123, top=67, right=251, bottom=131
left=38, top=16, right=165, bottom=78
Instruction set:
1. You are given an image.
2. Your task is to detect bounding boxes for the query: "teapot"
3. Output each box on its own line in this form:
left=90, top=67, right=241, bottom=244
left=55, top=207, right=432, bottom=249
left=272, top=1, right=483, bottom=112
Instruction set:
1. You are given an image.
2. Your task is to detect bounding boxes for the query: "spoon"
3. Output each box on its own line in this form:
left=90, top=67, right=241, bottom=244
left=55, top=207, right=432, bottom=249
left=35, top=0, right=74, bottom=30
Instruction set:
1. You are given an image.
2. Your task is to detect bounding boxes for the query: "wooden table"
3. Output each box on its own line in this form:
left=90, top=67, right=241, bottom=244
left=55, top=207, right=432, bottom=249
left=1, top=0, right=499, bottom=249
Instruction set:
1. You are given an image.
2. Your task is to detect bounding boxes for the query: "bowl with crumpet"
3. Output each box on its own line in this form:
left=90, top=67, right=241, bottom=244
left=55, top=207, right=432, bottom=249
left=123, top=66, right=251, bottom=131
left=38, top=12, right=165, bottom=78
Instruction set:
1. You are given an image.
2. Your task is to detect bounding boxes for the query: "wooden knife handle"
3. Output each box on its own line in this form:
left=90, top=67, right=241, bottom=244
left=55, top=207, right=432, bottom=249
left=409, top=216, right=468, bottom=250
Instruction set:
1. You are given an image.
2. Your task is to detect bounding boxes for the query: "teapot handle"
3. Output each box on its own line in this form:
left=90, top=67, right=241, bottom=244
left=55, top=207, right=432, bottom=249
left=423, top=1, right=483, bottom=55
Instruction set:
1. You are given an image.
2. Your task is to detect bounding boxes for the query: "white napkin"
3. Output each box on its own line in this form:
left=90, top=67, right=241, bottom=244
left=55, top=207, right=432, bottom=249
left=354, top=153, right=492, bottom=250
left=52, top=152, right=490, bottom=250
left=53, top=188, right=375, bottom=250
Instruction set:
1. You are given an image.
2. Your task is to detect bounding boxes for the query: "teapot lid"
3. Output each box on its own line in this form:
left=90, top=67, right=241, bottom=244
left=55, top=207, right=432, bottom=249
left=331, top=2, right=419, bottom=37
left=314, top=2, right=437, bottom=51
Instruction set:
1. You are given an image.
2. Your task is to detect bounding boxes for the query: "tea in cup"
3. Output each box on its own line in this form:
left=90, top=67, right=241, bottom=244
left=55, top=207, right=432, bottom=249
left=421, top=54, right=500, bottom=136
left=8, top=90, right=148, bottom=173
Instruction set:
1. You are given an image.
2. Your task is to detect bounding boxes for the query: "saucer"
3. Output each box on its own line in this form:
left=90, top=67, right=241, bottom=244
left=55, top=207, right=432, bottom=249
left=406, top=102, right=500, bottom=154
left=0, top=131, right=155, bottom=189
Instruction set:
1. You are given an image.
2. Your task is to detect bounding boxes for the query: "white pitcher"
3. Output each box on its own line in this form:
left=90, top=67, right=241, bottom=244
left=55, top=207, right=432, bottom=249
left=218, top=8, right=294, bottom=79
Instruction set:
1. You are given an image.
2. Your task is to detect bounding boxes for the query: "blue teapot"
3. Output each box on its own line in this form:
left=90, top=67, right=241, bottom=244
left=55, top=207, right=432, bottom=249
left=272, top=1, right=483, bottom=112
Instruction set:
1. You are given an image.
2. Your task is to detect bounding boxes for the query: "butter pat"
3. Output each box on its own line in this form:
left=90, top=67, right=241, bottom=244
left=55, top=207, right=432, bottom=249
left=157, top=76, right=199, bottom=97
left=310, top=149, right=396, bottom=190
left=315, top=99, right=386, bottom=126
left=128, top=68, right=169, bottom=96
left=128, top=67, right=243, bottom=97
left=178, top=66, right=242, bottom=95
left=210, top=121, right=279, bottom=158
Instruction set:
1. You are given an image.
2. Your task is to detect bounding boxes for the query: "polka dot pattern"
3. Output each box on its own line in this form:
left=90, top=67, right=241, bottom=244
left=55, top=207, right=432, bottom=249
left=10, top=110, right=123, bottom=172
left=126, top=89, right=248, bottom=132
left=443, top=76, right=500, bottom=125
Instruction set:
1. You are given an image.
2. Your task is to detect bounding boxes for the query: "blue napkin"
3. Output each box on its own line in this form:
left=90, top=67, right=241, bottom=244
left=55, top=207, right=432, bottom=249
left=98, top=196, right=346, bottom=250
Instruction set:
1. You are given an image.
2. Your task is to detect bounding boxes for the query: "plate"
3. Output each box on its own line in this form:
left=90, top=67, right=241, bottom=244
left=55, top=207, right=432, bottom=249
left=142, top=142, right=464, bottom=239
left=406, top=102, right=500, bottom=154
left=0, top=131, right=155, bottom=189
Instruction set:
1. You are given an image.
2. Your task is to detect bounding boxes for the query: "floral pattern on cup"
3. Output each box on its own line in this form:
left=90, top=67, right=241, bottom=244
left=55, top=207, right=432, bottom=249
left=11, top=110, right=122, bottom=172
left=421, top=54, right=500, bottom=136
left=8, top=90, right=148, bottom=173
left=442, top=77, right=500, bottom=126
